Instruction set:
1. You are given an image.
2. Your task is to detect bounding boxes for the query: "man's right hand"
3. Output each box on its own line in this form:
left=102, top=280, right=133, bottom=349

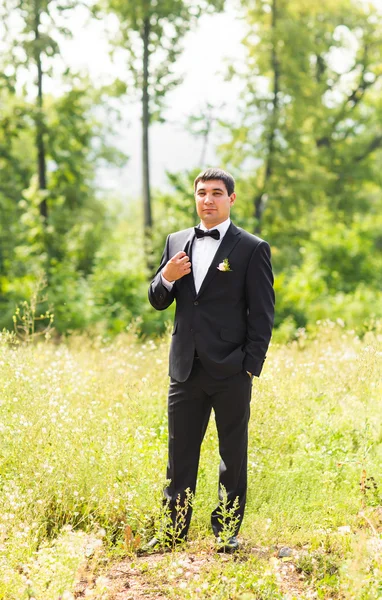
left=162, top=251, right=191, bottom=282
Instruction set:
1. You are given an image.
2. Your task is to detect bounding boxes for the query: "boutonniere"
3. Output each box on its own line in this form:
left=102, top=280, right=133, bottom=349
left=217, top=258, right=232, bottom=272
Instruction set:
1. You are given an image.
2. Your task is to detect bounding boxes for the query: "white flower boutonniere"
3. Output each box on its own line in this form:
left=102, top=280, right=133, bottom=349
left=217, top=258, right=232, bottom=272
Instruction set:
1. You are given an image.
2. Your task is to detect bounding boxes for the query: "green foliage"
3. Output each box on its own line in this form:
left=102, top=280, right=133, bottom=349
left=0, top=0, right=130, bottom=335
left=0, top=80, right=128, bottom=334
left=148, top=170, right=198, bottom=265
left=214, top=486, right=241, bottom=545
left=0, top=0, right=73, bottom=70
left=12, top=273, right=54, bottom=342
left=296, top=550, right=341, bottom=598
left=271, top=206, right=382, bottom=330
left=213, top=0, right=382, bottom=335
left=89, top=215, right=151, bottom=334
left=224, top=0, right=382, bottom=231
left=0, top=86, right=35, bottom=302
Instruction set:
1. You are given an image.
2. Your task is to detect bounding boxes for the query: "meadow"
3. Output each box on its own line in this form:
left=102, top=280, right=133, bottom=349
left=1, top=322, right=382, bottom=599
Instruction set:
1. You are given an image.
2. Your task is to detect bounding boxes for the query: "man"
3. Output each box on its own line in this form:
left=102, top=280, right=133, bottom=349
left=148, top=168, right=275, bottom=552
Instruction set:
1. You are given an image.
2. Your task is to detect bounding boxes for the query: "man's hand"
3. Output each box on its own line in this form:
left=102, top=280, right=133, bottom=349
left=246, top=371, right=253, bottom=378
left=162, top=251, right=191, bottom=282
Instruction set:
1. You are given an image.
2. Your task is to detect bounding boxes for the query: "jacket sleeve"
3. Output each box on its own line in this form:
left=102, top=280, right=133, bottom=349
left=243, top=241, right=275, bottom=377
left=148, top=235, right=176, bottom=311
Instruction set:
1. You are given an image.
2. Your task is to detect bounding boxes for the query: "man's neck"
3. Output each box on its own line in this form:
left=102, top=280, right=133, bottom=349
left=200, top=217, right=231, bottom=230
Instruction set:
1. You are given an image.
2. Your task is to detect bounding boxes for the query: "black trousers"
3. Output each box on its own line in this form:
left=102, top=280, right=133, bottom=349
left=164, top=358, right=253, bottom=538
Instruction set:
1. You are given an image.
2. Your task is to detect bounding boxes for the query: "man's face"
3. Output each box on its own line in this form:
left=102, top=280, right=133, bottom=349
left=195, top=179, right=236, bottom=229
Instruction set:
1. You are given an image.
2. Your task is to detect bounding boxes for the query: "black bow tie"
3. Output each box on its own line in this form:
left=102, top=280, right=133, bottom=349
left=194, top=227, right=220, bottom=240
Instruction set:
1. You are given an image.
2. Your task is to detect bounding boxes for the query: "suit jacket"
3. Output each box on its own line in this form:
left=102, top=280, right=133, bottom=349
left=148, top=222, right=275, bottom=382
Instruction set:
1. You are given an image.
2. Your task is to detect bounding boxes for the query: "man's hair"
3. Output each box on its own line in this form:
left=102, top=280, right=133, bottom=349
left=194, top=168, right=235, bottom=196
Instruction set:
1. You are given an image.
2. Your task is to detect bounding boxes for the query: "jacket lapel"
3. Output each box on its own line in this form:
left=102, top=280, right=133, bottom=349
left=182, top=229, right=197, bottom=298
left=196, top=222, right=241, bottom=299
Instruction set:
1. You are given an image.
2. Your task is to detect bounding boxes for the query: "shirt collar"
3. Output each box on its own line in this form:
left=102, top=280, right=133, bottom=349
left=198, top=218, right=231, bottom=239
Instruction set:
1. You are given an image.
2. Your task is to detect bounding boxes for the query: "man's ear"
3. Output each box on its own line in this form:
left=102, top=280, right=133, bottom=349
left=230, top=193, right=237, bottom=206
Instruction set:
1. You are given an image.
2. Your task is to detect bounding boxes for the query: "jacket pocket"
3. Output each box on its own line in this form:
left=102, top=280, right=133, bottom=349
left=220, top=328, right=245, bottom=344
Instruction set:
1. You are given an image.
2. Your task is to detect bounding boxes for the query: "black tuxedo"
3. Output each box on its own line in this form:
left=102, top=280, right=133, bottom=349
left=149, top=222, right=274, bottom=379
left=148, top=222, right=275, bottom=538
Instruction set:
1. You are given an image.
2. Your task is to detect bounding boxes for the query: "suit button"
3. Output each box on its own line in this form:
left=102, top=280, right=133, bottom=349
left=194, top=301, right=199, bottom=306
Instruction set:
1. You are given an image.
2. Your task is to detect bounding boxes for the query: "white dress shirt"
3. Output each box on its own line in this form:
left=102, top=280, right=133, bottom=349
left=161, top=218, right=231, bottom=293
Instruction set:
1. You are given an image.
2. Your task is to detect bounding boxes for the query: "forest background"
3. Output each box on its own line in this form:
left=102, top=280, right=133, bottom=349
left=0, top=0, right=381, bottom=340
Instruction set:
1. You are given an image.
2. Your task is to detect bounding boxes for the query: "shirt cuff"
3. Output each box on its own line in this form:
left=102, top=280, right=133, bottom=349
left=161, top=272, right=174, bottom=290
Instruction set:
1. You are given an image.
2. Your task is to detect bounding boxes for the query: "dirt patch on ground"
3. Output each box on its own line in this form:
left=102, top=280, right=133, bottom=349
left=271, top=555, right=311, bottom=599
left=74, top=551, right=211, bottom=599
left=74, top=544, right=310, bottom=599
left=103, top=555, right=169, bottom=600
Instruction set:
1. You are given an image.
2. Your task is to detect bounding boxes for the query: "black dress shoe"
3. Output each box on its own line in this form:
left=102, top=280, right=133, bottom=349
left=215, top=535, right=239, bottom=553
left=145, top=536, right=161, bottom=550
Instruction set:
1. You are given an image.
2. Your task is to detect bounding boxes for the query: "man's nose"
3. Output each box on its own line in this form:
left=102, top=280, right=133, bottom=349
left=204, top=195, right=214, bottom=204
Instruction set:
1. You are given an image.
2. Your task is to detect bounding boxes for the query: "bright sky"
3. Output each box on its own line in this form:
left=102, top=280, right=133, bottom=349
left=58, top=0, right=247, bottom=198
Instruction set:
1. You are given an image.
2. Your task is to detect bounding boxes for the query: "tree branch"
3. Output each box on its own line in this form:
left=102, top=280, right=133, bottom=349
left=354, top=135, right=382, bottom=163
left=316, top=44, right=380, bottom=148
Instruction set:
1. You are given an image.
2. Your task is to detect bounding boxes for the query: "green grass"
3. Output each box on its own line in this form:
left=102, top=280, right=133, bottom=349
left=0, top=322, right=381, bottom=599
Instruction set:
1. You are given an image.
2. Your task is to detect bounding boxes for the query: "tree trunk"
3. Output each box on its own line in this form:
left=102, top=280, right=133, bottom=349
left=199, top=111, right=212, bottom=167
left=142, top=16, right=152, bottom=231
left=253, top=0, right=279, bottom=233
left=34, top=3, right=48, bottom=220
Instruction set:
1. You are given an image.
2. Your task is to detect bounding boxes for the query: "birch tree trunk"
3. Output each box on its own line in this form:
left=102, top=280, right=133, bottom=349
left=34, top=1, right=48, bottom=220
left=253, top=0, right=279, bottom=233
left=142, top=16, right=152, bottom=231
